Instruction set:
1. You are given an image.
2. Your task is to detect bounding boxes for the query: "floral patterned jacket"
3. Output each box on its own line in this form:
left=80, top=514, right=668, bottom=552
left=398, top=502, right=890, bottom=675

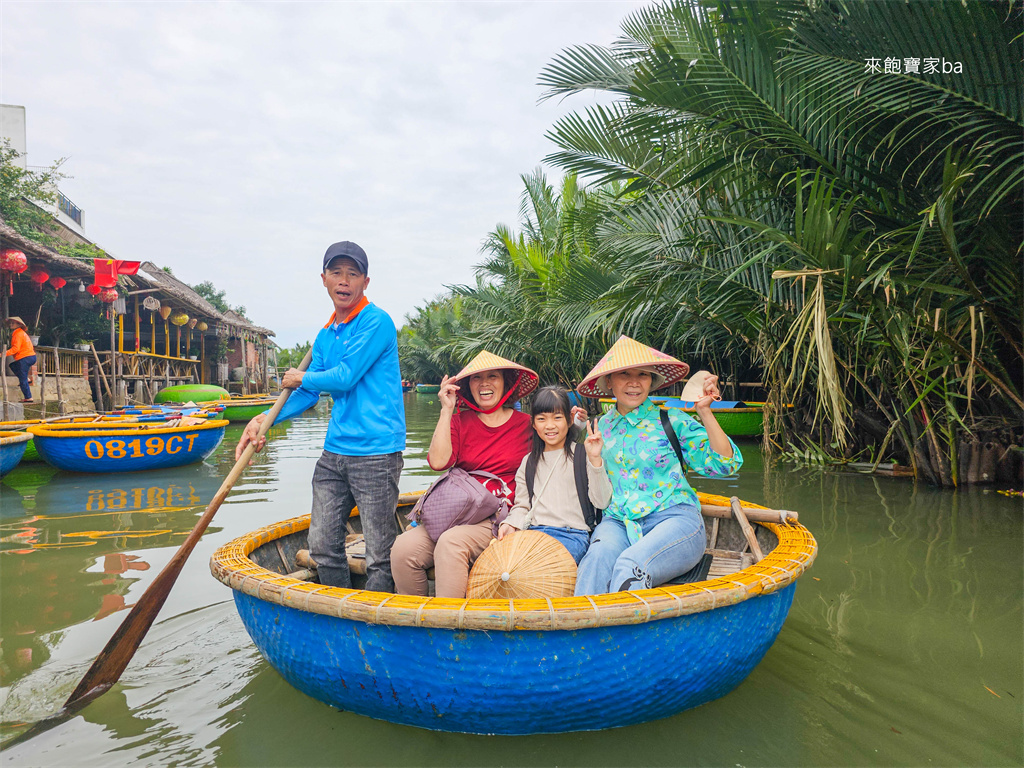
left=598, top=397, right=742, bottom=542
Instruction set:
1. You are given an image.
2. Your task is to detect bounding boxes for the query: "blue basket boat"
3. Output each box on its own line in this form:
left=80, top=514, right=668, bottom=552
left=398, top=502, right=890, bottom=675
left=0, top=431, right=32, bottom=477
left=211, top=492, right=816, bottom=735
left=28, top=419, right=228, bottom=473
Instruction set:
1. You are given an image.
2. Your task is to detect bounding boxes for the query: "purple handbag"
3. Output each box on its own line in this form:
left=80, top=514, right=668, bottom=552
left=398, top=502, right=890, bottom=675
left=407, top=468, right=510, bottom=542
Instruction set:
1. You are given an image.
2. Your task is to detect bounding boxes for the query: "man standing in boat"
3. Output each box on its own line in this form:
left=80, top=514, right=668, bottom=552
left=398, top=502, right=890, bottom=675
left=235, top=241, right=406, bottom=591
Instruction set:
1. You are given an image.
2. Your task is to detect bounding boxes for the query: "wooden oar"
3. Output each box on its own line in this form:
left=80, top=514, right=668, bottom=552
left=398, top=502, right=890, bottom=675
left=3, top=350, right=313, bottom=749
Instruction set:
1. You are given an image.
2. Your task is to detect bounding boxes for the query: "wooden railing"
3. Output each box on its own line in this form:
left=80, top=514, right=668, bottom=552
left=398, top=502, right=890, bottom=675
left=34, top=346, right=90, bottom=377
left=90, top=351, right=200, bottom=407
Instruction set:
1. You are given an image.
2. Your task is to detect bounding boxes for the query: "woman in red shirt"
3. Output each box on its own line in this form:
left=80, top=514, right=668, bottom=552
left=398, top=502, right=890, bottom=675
left=4, top=317, right=36, bottom=402
left=392, top=351, right=537, bottom=598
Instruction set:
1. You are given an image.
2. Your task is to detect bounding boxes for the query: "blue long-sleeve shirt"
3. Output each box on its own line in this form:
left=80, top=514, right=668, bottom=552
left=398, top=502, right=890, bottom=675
left=271, top=302, right=406, bottom=456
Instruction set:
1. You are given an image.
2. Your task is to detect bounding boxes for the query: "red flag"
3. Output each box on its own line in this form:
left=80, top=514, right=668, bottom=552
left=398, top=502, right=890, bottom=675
left=94, top=259, right=141, bottom=285
left=93, top=259, right=118, bottom=288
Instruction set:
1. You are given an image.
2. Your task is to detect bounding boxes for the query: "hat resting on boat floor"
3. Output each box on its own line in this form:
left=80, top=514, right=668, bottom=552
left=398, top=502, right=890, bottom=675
left=577, top=335, right=689, bottom=398
left=451, top=350, right=539, bottom=411
left=467, top=530, right=577, bottom=600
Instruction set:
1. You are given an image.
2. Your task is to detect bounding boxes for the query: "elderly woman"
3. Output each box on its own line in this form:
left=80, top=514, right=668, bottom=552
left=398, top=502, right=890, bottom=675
left=391, top=351, right=538, bottom=598
left=4, top=317, right=36, bottom=403
left=574, top=335, right=742, bottom=595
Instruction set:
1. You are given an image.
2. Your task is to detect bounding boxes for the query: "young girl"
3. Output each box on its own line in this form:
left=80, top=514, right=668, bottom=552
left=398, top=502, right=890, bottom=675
left=498, top=386, right=612, bottom=564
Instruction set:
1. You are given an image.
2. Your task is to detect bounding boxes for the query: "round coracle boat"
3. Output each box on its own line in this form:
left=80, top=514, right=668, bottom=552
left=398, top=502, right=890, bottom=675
left=220, top=397, right=277, bottom=423
left=28, top=419, right=228, bottom=473
left=0, top=416, right=152, bottom=462
left=0, top=420, right=44, bottom=462
left=154, top=383, right=230, bottom=404
left=113, top=404, right=222, bottom=422
left=0, top=431, right=32, bottom=477
left=599, top=398, right=767, bottom=437
left=210, top=492, right=817, bottom=735
left=415, top=383, right=440, bottom=394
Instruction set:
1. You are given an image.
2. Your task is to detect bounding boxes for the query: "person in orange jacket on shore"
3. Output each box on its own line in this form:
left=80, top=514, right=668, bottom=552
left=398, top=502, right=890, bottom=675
left=4, top=317, right=36, bottom=402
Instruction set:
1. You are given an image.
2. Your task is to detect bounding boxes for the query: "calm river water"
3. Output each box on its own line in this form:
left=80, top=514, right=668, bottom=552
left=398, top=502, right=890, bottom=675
left=1, top=394, right=1021, bottom=766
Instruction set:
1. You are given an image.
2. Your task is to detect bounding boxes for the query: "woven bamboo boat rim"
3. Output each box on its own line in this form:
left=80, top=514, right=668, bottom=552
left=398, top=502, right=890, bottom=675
left=210, top=491, right=817, bottom=631
left=0, top=431, right=33, bottom=446
left=28, top=419, right=230, bottom=438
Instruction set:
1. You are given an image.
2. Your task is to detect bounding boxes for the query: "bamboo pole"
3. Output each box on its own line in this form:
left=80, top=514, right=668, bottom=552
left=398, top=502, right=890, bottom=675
left=54, top=349, right=65, bottom=416
left=40, top=351, right=47, bottom=418
left=240, top=332, right=249, bottom=395
left=109, top=313, right=117, bottom=407
left=89, top=343, right=113, bottom=406
left=134, top=296, right=140, bottom=352
left=730, top=497, right=764, bottom=562
left=1, top=343, right=9, bottom=420
left=200, top=333, right=205, bottom=384
left=91, top=352, right=100, bottom=411
left=700, top=503, right=798, bottom=525
left=262, top=340, right=270, bottom=394
left=164, top=320, right=170, bottom=357
left=118, top=315, right=124, bottom=354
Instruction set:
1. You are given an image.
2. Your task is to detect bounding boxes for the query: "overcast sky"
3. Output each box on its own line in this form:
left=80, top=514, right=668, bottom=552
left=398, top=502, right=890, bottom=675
left=1, top=1, right=645, bottom=346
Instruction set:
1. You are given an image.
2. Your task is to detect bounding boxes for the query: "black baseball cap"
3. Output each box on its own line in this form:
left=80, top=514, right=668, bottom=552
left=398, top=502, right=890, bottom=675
left=322, top=241, right=368, bottom=275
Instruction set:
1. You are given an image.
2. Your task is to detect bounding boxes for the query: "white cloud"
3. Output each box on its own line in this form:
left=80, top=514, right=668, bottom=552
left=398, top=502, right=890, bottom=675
left=1, top=0, right=646, bottom=346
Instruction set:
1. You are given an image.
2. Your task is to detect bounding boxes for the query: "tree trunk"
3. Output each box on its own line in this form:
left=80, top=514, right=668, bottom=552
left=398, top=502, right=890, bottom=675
left=977, top=442, right=999, bottom=484
left=915, top=437, right=939, bottom=486
left=996, top=445, right=1021, bottom=483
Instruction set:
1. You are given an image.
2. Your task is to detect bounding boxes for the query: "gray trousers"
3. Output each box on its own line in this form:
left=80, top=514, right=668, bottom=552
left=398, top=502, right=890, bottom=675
left=309, top=450, right=403, bottom=592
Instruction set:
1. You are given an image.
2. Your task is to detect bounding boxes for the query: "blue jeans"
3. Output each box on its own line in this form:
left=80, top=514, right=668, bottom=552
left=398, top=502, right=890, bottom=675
left=309, top=450, right=403, bottom=591
left=531, top=525, right=590, bottom=564
left=574, top=503, right=705, bottom=595
left=8, top=354, right=35, bottom=399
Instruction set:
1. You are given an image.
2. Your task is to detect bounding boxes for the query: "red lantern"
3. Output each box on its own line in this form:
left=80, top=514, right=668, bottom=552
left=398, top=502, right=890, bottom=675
left=99, top=288, right=119, bottom=304
left=0, top=249, right=28, bottom=273
left=87, top=284, right=102, bottom=296
left=49, top=276, right=67, bottom=290
left=30, top=268, right=49, bottom=291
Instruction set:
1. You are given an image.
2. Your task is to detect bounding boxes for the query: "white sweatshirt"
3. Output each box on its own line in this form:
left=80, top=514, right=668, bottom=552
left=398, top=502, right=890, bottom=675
left=505, top=443, right=613, bottom=532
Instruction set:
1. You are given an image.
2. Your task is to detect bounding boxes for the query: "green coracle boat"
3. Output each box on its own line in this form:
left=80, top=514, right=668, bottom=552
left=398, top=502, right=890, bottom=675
left=416, top=384, right=440, bottom=394
left=598, top=399, right=766, bottom=437
left=699, top=407, right=764, bottom=437
left=154, top=384, right=230, bottom=404
left=220, top=398, right=278, bottom=422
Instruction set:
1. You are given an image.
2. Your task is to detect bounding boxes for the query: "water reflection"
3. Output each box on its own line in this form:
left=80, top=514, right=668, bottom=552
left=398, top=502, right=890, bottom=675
left=0, top=394, right=1019, bottom=766
left=0, top=461, right=235, bottom=694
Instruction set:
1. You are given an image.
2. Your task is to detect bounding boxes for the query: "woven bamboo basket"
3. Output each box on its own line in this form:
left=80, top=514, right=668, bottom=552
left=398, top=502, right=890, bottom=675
left=210, top=491, right=816, bottom=734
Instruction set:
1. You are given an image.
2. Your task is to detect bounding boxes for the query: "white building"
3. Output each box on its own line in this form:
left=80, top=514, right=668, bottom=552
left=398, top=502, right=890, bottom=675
left=1, top=103, right=88, bottom=245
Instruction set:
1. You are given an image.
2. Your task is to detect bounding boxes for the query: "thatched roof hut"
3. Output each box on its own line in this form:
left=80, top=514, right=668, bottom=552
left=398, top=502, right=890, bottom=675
left=0, top=220, right=94, bottom=281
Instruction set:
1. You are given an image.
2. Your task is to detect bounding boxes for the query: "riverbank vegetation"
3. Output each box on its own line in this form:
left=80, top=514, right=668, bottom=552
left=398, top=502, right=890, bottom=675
left=399, top=0, right=1022, bottom=487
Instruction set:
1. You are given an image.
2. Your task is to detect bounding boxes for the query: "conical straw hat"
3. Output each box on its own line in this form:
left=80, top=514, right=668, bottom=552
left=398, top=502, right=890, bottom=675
left=679, top=370, right=722, bottom=402
left=576, top=335, right=689, bottom=398
left=451, top=351, right=539, bottom=405
left=466, top=530, right=577, bottom=600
